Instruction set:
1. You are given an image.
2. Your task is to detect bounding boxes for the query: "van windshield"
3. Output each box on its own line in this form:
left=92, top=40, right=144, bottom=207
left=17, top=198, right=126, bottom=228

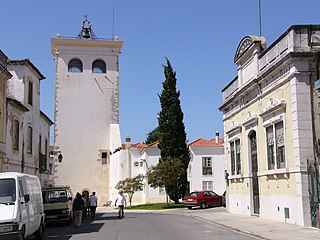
left=0, top=178, right=16, bottom=204
left=42, top=190, right=67, bottom=203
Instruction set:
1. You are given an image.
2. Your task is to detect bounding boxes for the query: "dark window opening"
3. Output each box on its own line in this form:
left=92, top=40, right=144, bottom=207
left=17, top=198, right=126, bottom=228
left=68, top=59, right=83, bottom=72
left=92, top=60, right=106, bottom=73
left=13, top=120, right=19, bottom=150
left=28, top=81, right=33, bottom=106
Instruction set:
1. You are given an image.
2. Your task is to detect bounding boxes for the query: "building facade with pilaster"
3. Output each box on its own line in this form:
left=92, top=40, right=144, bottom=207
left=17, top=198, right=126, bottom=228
left=220, top=25, right=320, bottom=227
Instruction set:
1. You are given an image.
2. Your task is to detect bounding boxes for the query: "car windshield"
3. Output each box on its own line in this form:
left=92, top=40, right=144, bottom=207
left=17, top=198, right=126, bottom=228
left=0, top=178, right=16, bottom=204
left=42, top=190, right=67, bottom=203
left=188, top=192, right=200, bottom=197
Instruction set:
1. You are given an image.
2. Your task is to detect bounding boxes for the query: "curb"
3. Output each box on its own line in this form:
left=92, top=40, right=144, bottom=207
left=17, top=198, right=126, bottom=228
left=191, top=214, right=270, bottom=240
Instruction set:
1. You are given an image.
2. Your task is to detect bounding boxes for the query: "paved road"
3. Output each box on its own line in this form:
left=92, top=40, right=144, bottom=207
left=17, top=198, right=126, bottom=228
left=34, top=211, right=261, bottom=240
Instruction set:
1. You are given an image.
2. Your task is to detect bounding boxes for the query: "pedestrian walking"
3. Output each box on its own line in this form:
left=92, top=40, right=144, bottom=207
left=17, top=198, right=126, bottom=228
left=81, top=194, right=88, bottom=218
left=115, top=190, right=126, bottom=219
left=89, top=192, right=98, bottom=219
left=73, top=192, right=84, bottom=227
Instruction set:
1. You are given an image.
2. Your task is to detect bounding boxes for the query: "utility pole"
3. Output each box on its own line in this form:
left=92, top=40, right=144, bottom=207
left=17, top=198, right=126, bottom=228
left=258, top=0, right=262, bottom=36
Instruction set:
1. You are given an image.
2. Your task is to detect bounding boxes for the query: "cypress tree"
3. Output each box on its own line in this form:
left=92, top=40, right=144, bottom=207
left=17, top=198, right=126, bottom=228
left=157, top=58, right=190, bottom=203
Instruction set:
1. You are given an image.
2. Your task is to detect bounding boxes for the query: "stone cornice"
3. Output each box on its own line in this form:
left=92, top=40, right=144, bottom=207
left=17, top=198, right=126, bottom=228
left=51, top=38, right=124, bottom=55
left=220, top=51, right=311, bottom=113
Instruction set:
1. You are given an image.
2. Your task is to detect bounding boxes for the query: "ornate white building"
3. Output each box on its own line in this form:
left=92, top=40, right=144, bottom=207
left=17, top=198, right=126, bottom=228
left=220, top=25, right=320, bottom=227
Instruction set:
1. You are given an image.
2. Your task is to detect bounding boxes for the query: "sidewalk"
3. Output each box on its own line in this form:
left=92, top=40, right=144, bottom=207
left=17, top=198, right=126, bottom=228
left=174, top=207, right=320, bottom=240
left=97, top=206, right=320, bottom=240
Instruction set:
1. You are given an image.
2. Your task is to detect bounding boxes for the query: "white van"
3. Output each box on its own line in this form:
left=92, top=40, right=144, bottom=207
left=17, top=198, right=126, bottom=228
left=0, top=172, right=45, bottom=240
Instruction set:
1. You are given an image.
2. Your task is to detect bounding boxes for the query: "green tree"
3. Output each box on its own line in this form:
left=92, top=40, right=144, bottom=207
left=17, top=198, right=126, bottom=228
left=147, top=158, right=186, bottom=203
left=145, top=126, right=160, bottom=144
left=115, top=174, right=144, bottom=207
left=154, top=58, right=190, bottom=203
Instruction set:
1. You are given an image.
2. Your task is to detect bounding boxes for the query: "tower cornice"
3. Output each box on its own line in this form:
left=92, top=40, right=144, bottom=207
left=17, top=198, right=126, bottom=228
left=51, top=38, right=124, bottom=55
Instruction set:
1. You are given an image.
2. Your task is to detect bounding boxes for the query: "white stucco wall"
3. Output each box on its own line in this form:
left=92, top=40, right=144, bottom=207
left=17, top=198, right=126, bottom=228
left=189, top=146, right=225, bottom=195
left=4, top=101, right=25, bottom=172
left=52, top=38, right=123, bottom=205
left=5, top=62, right=51, bottom=186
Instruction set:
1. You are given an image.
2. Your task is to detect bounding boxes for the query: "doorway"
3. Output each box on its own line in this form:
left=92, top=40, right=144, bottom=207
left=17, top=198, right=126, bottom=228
left=249, top=130, right=260, bottom=215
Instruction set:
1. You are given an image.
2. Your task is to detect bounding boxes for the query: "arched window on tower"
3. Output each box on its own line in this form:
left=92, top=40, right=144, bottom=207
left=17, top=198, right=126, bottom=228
left=92, top=60, right=106, bottom=73
left=68, top=59, right=83, bottom=72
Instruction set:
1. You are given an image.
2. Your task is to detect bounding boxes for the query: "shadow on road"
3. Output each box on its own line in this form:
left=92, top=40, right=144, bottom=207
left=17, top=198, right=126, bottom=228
left=43, top=213, right=113, bottom=240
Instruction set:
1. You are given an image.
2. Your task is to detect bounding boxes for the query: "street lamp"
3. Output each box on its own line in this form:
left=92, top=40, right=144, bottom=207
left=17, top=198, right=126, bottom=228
left=140, top=159, right=149, bottom=171
left=57, top=152, right=63, bottom=163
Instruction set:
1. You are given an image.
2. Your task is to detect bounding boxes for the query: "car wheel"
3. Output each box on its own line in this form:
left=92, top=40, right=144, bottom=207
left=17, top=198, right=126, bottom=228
left=35, top=222, right=44, bottom=240
left=19, top=226, right=25, bottom=240
left=187, top=206, right=192, bottom=210
left=67, top=216, right=72, bottom=225
left=201, top=202, right=206, bottom=209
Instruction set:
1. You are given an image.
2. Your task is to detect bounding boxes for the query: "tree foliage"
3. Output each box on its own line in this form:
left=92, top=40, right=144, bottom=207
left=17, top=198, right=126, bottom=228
left=115, top=174, right=144, bottom=207
left=145, top=126, right=160, bottom=144
left=151, top=58, right=190, bottom=203
left=147, top=158, right=186, bottom=203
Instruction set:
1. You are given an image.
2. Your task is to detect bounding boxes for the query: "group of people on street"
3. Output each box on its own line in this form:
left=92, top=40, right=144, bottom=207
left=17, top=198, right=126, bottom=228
left=72, top=191, right=98, bottom=227
left=72, top=190, right=127, bottom=227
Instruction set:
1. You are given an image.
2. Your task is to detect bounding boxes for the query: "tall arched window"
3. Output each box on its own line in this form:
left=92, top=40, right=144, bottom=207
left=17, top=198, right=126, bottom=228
left=13, top=120, right=19, bottom=150
left=27, top=126, right=33, bottom=154
left=68, top=59, right=83, bottom=72
left=92, top=60, right=106, bottom=73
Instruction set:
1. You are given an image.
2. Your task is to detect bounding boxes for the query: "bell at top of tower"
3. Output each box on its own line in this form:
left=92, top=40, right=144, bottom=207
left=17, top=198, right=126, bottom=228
left=77, top=15, right=98, bottom=40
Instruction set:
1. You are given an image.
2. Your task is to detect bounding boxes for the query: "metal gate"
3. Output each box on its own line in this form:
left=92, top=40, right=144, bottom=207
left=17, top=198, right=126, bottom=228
left=307, top=159, right=320, bottom=228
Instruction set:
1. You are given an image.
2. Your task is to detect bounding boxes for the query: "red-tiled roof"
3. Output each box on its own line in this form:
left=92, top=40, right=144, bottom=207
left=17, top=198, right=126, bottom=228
left=146, top=141, right=159, bottom=148
left=188, top=138, right=224, bottom=147
left=130, top=143, right=147, bottom=148
left=122, top=138, right=223, bottom=150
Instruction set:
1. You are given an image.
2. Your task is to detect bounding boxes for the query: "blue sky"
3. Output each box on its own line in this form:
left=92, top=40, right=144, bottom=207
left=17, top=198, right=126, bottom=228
left=2, top=0, right=320, bottom=144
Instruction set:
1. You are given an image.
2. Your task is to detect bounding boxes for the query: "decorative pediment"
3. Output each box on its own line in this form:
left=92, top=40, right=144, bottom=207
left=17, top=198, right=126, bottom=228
left=226, top=121, right=242, bottom=136
left=243, top=111, right=258, bottom=128
left=234, top=35, right=266, bottom=63
left=260, top=98, right=286, bottom=119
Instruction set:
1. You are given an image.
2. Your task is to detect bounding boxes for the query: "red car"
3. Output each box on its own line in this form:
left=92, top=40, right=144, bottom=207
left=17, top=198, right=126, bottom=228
left=183, top=191, right=222, bottom=209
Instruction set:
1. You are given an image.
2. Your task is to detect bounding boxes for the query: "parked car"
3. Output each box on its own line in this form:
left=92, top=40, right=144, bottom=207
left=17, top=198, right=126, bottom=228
left=222, top=191, right=226, bottom=207
left=42, top=186, right=73, bottom=224
left=184, top=190, right=223, bottom=209
left=0, top=172, right=45, bottom=240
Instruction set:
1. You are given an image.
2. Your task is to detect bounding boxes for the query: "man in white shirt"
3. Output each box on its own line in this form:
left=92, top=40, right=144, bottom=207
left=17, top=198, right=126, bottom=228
left=89, top=192, right=98, bottom=219
left=115, top=190, right=126, bottom=219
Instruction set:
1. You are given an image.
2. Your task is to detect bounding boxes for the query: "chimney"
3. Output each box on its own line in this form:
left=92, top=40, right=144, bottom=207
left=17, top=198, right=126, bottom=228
left=125, top=136, right=131, bottom=149
left=215, top=131, right=219, bottom=144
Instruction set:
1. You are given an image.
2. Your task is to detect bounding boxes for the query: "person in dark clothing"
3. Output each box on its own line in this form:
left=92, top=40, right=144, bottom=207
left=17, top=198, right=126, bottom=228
left=73, top=192, right=84, bottom=227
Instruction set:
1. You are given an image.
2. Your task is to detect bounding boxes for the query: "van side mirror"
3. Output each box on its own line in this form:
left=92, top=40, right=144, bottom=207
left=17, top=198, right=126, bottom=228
left=68, top=197, right=72, bottom=201
left=24, top=194, right=30, bottom=203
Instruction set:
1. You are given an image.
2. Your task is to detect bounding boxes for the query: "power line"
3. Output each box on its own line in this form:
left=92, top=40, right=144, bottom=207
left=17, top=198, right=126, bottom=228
left=28, top=33, right=280, bottom=59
